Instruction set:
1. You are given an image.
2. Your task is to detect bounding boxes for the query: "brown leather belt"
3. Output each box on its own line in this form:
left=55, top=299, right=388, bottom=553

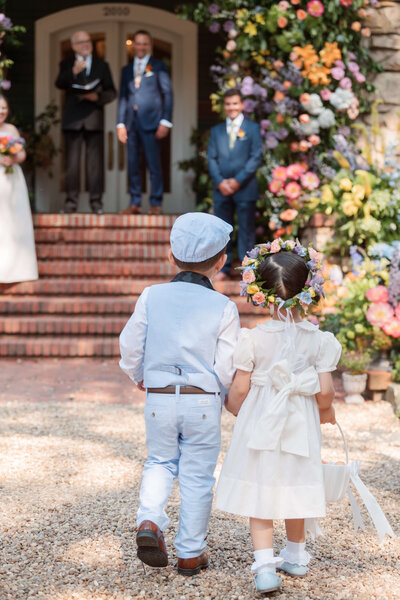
left=147, top=385, right=216, bottom=395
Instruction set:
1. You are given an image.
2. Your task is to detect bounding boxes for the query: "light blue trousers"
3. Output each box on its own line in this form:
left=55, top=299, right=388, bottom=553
left=137, top=390, right=222, bottom=558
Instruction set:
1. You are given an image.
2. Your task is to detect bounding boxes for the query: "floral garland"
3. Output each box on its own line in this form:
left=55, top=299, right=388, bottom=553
left=239, top=238, right=325, bottom=312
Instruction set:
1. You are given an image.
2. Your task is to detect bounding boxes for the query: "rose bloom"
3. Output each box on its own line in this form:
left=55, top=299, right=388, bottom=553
left=299, top=140, right=310, bottom=152
left=226, top=40, right=237, bottom=52
left=366, top=285, right=390, bottom=303
left=361, top=27, right=371, bottom=37
left=270, top=239, right=282, bottom=253
left=285, top=181, right=302, bottom=200
left=308, top=134, right=321, bottom=145
left=300, top=93, right=310, bottom=103
left=280, top=208, right=299, bottom=221
left=278, top=0, right=290, bottom=9
left=291, top=0, right=301, bottom=4
left=242, top=269, right=256, bottom=284
left=395, top=304, right=400, bottom=319
left=285, top=240, right=296, bottom=249
left=242, top=256, right=250, bottom=266
left=320, top=88, right=332, bottom=101
left=274, top=228, right=286, bottom=239
left=290, top=141, right=299, bottom=152
left=307, top=0, right=325, bottom=17
left=297, top=9, right=308, bottom=19
left=351, top=21, right=361, bottom=31
left=299, top=113, right=310, bottom=123
left=278, top=16, right=288, bottom=27
left=309, top=247, right=322, bottom=261
left=286, top=163, right=305, bottom=180
left=269, top=179, right=284, bottom=194
left=272, top=166, right=287, bottom=181
left=382, top=319, right=400, bottom=338
left=339, top=0, right=353, bottom=5
left=269, top=220, right=277, bottom=231
left=301, top=171, right=320, bottom=190
left=283, top=80, right=292, bottom=90
left=253, top=291, right=266, bottom=305
left=366, top=302, right=394, bottom=327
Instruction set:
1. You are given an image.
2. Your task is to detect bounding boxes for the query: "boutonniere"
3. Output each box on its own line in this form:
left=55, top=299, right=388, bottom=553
left=144, top=64, right=154, bottom=77
left=237, top=129, right=246, bottom=139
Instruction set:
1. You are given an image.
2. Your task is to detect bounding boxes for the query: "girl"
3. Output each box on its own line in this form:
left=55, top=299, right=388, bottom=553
left=215, top=239, right=341, bottom=595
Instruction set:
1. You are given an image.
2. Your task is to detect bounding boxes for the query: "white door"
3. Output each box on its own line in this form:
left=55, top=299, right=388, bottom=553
left=35, top=4, right=197, bottom=214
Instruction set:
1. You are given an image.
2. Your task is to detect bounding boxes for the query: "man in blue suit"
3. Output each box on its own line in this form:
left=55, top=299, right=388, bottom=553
left=207, top=89, right=263, bottom=280
left=117, top=30, right=173, bottom=214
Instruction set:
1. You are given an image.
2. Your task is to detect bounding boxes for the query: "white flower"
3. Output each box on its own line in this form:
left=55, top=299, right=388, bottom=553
left=329, top=88, right=355, bottom=111
left=299, top=118, right=320, bottom=135
left=318, top=108, right=336, bottom=129
left=301, top=93, right=323, bottom=116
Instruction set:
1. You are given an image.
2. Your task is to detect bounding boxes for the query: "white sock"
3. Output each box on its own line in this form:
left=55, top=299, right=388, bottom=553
left=286, top=540, right=306, bottom=557
left=252, top=548, right=276, bottom=574
left=280, top=540, right=310, bottom=566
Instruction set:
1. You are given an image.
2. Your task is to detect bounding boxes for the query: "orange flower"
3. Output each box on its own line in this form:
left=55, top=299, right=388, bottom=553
left=277, top=16, right=288, bottom=27
left=274, top=227, right=286, bottom=238
left=300, top=93, right=310, bottom=103
left=269, top=220, right=277, bottom=231
left=0, top=137, right=8, bottom=145
left=297, top=9, right=307, bottom=19
left=299, top=140, right=310, bottom=152
left=351, top=21, right=361, bottom=31
left=276, top=113, right=285, bottom=123
left=10, top=143, right=22, bottom=154
left=299, top=114, right=310, bottom=123
left=145, top=64, right=153, bottom=72
left=320, top=42, right=342, bottom=68
left=283, top=80, right=292, bottom=90
left=280, top=208, right=299, bottom=221
left=291, top=0, right=301, bottom=4
left=290, top=142, right=299, bottom=152
left=237, top=129, right=245, bottom=138
left=307, top=65, right=330, bottom=86
left=308, top=134, right=321, bottom=146
left=274, top=90, right=285, bottom=103
left=273, top=60, right=284, bottom=70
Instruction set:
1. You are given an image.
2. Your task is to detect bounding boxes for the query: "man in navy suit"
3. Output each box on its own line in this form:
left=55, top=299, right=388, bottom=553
left=207, top=89, right=263, bottom=280
left=117, top=30, right=173, bottom=215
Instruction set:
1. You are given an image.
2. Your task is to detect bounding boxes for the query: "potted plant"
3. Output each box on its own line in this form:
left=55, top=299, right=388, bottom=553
left=340, top=351, right=371, bottom=404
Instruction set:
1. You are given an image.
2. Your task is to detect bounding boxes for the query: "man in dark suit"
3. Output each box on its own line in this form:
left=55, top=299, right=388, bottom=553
left=55, top=30, right=116, bottom=214
left=207, top=89, right=263, bottom=280
left=117, top=30, right=173, bottom=215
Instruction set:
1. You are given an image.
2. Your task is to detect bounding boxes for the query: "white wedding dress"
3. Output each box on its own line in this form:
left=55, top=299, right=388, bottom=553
left=0, top=163, right=38, bottom=283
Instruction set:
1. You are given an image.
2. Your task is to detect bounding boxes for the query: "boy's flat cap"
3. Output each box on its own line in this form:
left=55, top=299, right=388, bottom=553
left=170, top=212, right=232, bottom=263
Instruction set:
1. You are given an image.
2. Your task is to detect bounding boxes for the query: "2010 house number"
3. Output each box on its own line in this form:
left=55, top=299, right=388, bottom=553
left=103, top=6, right=131, bottom=16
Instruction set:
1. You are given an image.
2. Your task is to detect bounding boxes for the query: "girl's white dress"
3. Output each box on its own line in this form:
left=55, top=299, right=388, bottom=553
left=215, top=320, right=341, bottom=520
left=0, top=164, right=38, bottom=283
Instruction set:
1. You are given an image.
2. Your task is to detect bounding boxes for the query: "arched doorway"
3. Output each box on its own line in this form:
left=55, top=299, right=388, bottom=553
left=35, top=3, right=197, bottom=213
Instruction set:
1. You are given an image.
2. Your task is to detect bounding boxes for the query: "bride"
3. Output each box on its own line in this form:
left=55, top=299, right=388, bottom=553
left=0, top=94, right=38, bottom=283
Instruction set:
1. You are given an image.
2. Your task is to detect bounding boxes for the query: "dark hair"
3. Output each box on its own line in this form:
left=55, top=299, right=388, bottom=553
left=0, top=94, right=9, bottom=107
left=223, top=88, right=243, bottom=101
left=172, top=246, right=227, bottom=273
left=258, top=252, right=309, bottom=300
left=133, top=29, right=152, bottom=42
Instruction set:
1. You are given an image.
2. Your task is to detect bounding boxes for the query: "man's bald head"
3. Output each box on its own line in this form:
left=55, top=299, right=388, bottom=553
left=71, top=31, right=93, bottom=57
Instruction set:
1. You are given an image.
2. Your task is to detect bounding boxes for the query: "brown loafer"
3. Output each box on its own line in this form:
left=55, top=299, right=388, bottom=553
left=177, top=551, right=209, bottom=576
left=149, top=206, right=162, bottom=215
left=136, top=520, right=168, bottom=567
left=120, top=206, right=141, bottom=215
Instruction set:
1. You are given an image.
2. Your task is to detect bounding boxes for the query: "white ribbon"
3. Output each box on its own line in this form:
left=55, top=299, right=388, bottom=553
left=247, top=359, right=320, bottom=457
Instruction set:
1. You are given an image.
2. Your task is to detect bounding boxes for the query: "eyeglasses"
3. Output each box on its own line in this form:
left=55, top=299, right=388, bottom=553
left=73, top=39, right=92, bottom=45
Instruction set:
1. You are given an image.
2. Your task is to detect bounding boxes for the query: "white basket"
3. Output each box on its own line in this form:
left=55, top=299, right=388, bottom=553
left=323, top=422, right=351, bottom=503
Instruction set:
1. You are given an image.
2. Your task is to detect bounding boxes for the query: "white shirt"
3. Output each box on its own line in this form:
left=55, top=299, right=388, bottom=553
left=119, top=285, right=240, bottom=389
left=226, top=113, right=244, bottom=136
left=76, top=53, right=92, bottom=76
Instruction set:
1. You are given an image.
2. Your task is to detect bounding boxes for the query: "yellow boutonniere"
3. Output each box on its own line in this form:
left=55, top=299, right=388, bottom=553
left=237, top=129, right=245, bottom=138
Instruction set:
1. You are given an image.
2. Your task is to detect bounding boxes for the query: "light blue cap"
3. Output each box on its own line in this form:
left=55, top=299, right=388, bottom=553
left=170, top=212, right=233, bottom=263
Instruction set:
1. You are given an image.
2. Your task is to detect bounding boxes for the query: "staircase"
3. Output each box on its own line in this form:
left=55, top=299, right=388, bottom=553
left=0, top=214, right=263, bottom=357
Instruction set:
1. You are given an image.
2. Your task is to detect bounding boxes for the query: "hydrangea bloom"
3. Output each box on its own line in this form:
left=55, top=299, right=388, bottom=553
left=318, top=108, right=336, bottom=128
left=329, top=88, right=355, bottom=111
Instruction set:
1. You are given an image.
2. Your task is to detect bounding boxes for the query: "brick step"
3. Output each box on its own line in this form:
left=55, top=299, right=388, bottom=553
left=0, top=278, right=242, bottom=296
left=33, top=214, right=176, bottom=229
left=0, top=315, right=127, bottom=335
left=37, top=261, right=178, bottom=278
left=36, top=244, right=169, bottom=260
left=35, top=228, right=171, bottom=244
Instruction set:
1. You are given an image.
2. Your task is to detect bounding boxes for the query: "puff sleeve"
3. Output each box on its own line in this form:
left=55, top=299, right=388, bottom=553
left=315, top=331, right=342, bottom=373
left=233, top=328, right=255, bottom=372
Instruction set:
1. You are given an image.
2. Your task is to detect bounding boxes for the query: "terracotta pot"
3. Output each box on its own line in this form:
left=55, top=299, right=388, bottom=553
left=367, top=370, right=393, bottom=402
left=342, top=372, right=367, bottom=404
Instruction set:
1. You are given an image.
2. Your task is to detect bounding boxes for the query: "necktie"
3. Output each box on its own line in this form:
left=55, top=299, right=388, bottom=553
left=135, top=61, right=142, bottom=89
left=228, top=122, right=236, bottom=149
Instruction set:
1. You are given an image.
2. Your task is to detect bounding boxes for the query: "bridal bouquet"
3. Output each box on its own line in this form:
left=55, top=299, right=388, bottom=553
left=0, top=136, right=25, bottom=174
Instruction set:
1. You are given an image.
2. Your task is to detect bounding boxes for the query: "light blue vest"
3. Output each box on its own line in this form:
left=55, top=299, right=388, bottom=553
left=143, top=282, right=229, bottom=391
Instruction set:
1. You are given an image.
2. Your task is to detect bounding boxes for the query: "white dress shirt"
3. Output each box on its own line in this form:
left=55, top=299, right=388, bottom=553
left=76, top=53, right=92, bottom=76
left=226, top=113, right=244, bottom=136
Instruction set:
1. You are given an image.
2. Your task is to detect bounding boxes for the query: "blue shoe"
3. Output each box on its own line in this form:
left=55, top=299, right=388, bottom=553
left=254, top=572, right=282, bottom=594
left=278, top=561, right=308, bottom=577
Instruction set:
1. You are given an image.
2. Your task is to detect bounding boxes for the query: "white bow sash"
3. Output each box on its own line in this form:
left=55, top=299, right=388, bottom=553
left=247, top=359, right=321, bottom=457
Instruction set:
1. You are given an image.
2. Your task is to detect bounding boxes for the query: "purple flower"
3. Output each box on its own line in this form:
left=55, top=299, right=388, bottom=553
left=354, top=71, right=366, bottom=84
left=239, top=281, right=249, bottom=297
left=370, top=0, right=379, bottom=6
left=266, top=135, right=279, bottom=149
left=209, top=22, right=220, bottom=33
left=260, top=119, right=271, bottom=130
left=339, top=77, right=352, bottom=90
left=208, top=3, right=220, bottom=14
left=334, top=60, right=346, bottom=69
left=223, top=20, right=235, bottom=32
left=0, top=79, right=11, bottom=90
left=243, top=98, right=256, bottom=113
left=248, top=247, right=261, bottom=258
left=276, top=128, right=288, bottom=140
left=263, top=101, right=275, bottom=114
left=331, top=67, right=345, bottom=80
left=0, top=14, right=12, bottom=29
left=338, top=125, right=351, bottom=137
left=348, top=52, right=356, bottom=60
left=253, top=83, right=267, bottom=98
left=348, top=61, right=360, bottom=73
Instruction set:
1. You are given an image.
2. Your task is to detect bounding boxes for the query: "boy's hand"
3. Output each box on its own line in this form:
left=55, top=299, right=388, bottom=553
left=137, top=380, right=145, bottom=392
left=319, top=405, right=336, bottom=425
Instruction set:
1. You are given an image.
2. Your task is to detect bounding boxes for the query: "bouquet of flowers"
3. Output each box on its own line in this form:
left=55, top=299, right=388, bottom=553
left=0, top=136, right=25, bottom=174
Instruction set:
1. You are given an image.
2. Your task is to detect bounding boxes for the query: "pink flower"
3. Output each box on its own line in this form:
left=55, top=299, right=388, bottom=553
left=354, top=71, right=366, bottom=84
left=300, top=171, right=320, bottom=190
left=395, top=304, right=400, bottom=319
left=280, top=209, right=299, bottom=221
left=366, top=285, right=390, bottom=303
left=331, top=67, right=345, bottom=80
left=242, top=256, right=250, bottom=266
left=253, top=291, right=266, bottom=305
left=284, top=181, right=302, bottom=200
left=308, top=247, right=322, bottom=261
left=334, top=60, right=346, bottom=69
left=320, top=88, right=332, bottom=101
left=286, top=163, right=305, bottom=180
left=270, top=239, right=282, bottom=253
left=272, top=166, right=287, bottom=181
left=382, top=319, right=400, bottom=338
left=340, top=77, right=352, bottom=90
left=226, top=40, right=237, bottom=52
left=278, top=0, right=290, bottom=9
left=269, top=179, right=284, bottom=194
left=339, top=0, right=353, bottom=5
left=285, top=240, right=296, bottom=249
left=348, top=61, right=360, bottom=73
left=307, top=0, right=324, bottom=17
left=308, top=134, right=321, bottom=146
left=242, top=269, right=256, bottom=284
left=366, top=302, right=393, bottom=327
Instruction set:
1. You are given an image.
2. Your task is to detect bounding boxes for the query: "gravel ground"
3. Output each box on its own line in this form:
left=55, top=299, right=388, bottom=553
left=0, top=399, right=398, bottom=600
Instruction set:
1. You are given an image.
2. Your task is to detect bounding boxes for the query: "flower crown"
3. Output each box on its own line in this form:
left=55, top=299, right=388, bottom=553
left=239, top=238, right=325, bottom=313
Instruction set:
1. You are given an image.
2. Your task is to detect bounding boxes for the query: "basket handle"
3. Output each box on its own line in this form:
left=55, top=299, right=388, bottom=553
left=335, top=420, right=349, bottom=464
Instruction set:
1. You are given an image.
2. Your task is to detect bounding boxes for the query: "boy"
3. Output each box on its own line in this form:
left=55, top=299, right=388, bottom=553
left=207, top=89, right=263, bottom=280
left=119, top=212, right=240, bottom=575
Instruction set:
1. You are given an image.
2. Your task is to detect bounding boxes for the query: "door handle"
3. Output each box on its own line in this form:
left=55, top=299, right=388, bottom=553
left=107, top=131, right=114, bottom=170
left=118, top=139, right=125, bottom=171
